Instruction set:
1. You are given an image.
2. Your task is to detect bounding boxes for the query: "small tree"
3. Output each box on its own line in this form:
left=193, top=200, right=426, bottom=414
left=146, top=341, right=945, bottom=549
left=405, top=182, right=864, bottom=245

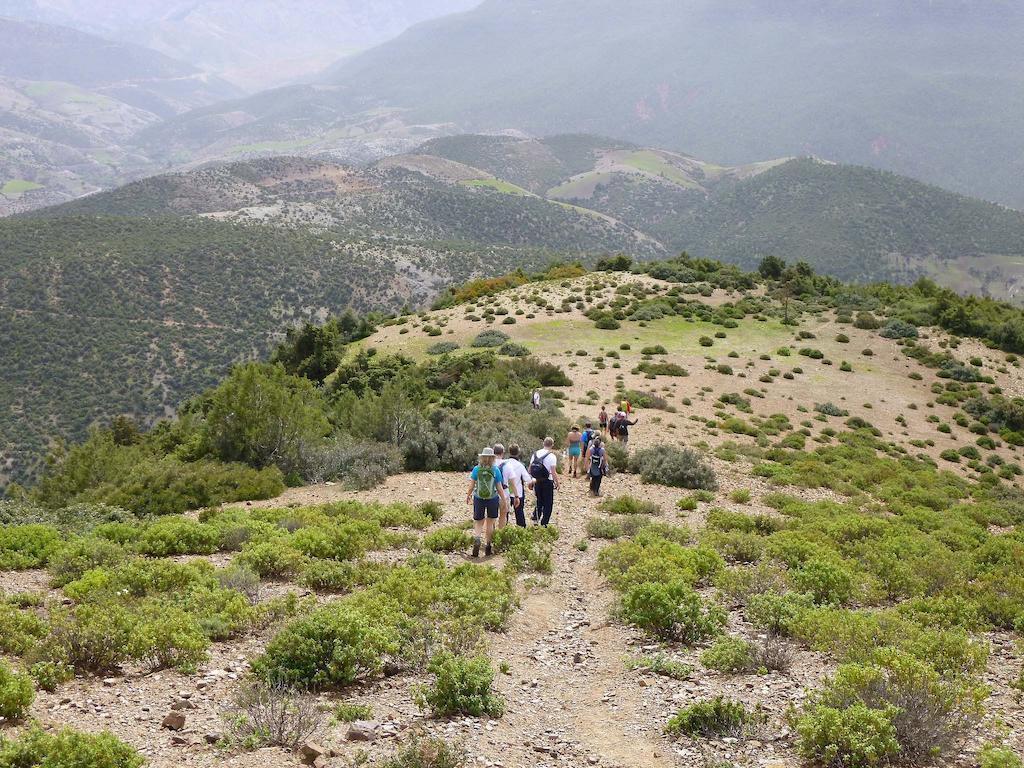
left=203, top=363, right=330, bottom=470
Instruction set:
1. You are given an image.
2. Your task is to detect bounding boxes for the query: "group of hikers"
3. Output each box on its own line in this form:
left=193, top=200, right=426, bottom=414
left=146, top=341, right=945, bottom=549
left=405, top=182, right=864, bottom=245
left=465, top=402, right=638, bottom=558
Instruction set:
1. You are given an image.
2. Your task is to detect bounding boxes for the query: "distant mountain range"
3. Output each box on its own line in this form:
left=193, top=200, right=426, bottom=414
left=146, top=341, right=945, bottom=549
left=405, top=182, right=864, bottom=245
left=0, top=16, right=239, bottom=214
left=136, top=0, right=1024, bottom=208
left=0, top=0, right=480, bottom=90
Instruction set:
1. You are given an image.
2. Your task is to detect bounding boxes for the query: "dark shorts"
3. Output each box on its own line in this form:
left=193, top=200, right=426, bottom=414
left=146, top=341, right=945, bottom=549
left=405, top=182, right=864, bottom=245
left=473, top=496, right=500, bottom=521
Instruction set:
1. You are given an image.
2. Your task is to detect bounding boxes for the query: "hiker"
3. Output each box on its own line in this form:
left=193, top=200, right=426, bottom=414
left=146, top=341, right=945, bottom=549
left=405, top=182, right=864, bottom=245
left=580, top=421, right=594, bottom=458
left=492, top=443, right=511, bottom=529
left=498, top=443, right=532, bottom=528
left=585, top=436, right=609, bottom=497
left=617, top=413, right=639, bottom=446
left=607, top=412, right=621, bottom=441
left=531, top=389, right=541, bottom=410
left=466, top=446, right=510, bottom=557
left=529, top=437, right=559, bottom=527
left=566, top=425, right=583, bottom=477
left=621, top=398, right=632, bottom=415
left=598, top=406, right=608, bottom=431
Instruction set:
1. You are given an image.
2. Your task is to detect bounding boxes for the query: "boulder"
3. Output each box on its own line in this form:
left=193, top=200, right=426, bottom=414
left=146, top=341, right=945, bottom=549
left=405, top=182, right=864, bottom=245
left=161, top=712, right=186, bottom=731
left=346, top=721, right=380, bottom=742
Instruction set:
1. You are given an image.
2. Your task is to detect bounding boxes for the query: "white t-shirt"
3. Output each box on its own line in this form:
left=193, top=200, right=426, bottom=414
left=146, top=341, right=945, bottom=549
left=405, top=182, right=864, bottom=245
left=531, top=450, right=558, bottom=481
left=499, top=458, right=531, bottom=498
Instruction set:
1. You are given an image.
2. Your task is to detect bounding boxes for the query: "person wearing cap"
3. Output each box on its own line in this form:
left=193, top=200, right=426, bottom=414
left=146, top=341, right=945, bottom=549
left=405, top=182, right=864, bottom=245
left=466, top=446, right=509, bottom=557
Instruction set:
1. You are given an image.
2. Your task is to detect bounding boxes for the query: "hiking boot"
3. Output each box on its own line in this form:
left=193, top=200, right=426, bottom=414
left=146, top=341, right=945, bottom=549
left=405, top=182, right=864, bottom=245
left=485, top=543, right=492, bottom=556
left=472, top=538, right=481, bottom=558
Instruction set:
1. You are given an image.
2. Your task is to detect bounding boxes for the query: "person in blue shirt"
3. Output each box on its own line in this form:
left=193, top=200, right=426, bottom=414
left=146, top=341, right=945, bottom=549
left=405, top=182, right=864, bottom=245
left=465, top=446, right=509, bottom=557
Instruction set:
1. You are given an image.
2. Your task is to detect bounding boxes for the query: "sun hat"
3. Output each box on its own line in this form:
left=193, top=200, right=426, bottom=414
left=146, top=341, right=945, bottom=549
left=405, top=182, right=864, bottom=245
left=479, top=447, right=496, bottom=457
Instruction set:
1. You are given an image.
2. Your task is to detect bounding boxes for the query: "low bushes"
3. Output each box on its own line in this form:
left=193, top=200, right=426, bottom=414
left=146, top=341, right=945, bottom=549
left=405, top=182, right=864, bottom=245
left=0, top=660, right=34, bottom=721
left=629, top=446, right=718, bottom=490
left=795, top=649, right=984, bottom=766
left=416, top=652, right=504, bottom=718
left=471, top=330, right=510, bottom=348
left=0, top=726, right=143, bottom=768
left=619, top=580, right=725, bottom=643
left=423, top=526, right=473, bottom=553
left=666, top=697, right=756, bottom=737
left=598, top=495, right=661, bottom=516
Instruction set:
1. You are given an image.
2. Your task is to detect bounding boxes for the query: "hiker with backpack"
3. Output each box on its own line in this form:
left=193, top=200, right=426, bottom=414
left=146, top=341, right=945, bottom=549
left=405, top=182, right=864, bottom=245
left=598, top=406, right=609, bottom=431
left=585, top=436, right=609, bottom=497
left=466, top=447, right=510, bottom=557
left=529, top=437, right=560, bottom=527
left=580, top=421, right=594, bottom=460
left=497, top=443, right=532, bottom=528
left=617, top=413, right=639, bottom=446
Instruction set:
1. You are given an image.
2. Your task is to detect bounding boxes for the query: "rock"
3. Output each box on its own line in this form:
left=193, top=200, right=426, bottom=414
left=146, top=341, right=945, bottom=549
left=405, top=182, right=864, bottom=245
left=313, top=758, right=330, bottom=768
left=102, top=678, right=117, bottom=687
left=346, top=721, right=379, bottom=742
left=299, top=742, right=327, bottom=764
left=171, top=699, right=197, bottom=711
left=573, top=652, right=584, bottom=664
left=204, top=732, right=222, bottom=745
left=170, top=735, right=189, bottom=745
left=161, top=712, right=186, bottom=731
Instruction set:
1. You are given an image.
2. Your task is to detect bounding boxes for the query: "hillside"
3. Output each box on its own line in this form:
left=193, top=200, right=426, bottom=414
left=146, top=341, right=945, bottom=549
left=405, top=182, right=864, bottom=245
left=409, top=136, right=1024, bottom=298
left=0, top=157, right=663, bottom=487
left=0, top=17, right=240, bottom=214
left=2, top=260, right=1023, bottom=767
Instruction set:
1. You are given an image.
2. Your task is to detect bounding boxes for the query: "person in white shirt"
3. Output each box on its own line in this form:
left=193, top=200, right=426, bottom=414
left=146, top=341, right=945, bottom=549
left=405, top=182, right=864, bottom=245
left=495, top=443, right=531, bottom=528
left=528, top=437, right=560, bottom=527
left=531, top=389, right=541, bottom=410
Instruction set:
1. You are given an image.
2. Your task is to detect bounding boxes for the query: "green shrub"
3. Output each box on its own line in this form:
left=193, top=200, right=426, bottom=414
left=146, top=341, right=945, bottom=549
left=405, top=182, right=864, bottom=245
left=416, top=652, right=504, bottom=718
left=45, top=602, right=135, bottom=674
left=624, top=654, right=691, bottom=680
left=427, top=342, right=460, bottom=355
left=423, top=526, right=473, bottom=553
left=471, top=330, right=510, bottom=348
left=815, top=402, right=849, bottom=417
left=805, top=649, right=984, bottom=764
left=599, top=495, right=661, bottom=516
left=135, top=517, right=220, bottom=557
left=381, top=734, right=467, bottom=768
left=0, top=603, right=48, bottom=655
left=253, top=601, right=401, bottom=689
left=979, top=745, right=1024, bottom=768
left=619, top=580, right=725, bottom=643
left=641, top=345, right=668, bottom=355
left=666, top=697, right=753, bottom=737
left=791, top=558, right=855, bottom=605
left=236, top=540, right=305, bottom=578
left=128, top=605, right=209, bottom=673
left=0, top=726, right=143, bottom=768
left=880, top=320, right=919, bottom=340
left=700, top=637, right=757, bottom=673
left=498, top=341, right=529, bottom=357
left=796, top=702, right=900, bottom=768
left=28, top=660, right=73, bottom=692
left=746, top=591, right=815, bottom=636
left=491, top=526, right=557, bottom=574
left=0, top=660, right=34, bottom=721
left=298, top=560, right=361, bottom=592
left=730, top=489, right=752, bottom=504
left=48, top=537, right=127, bottom=588
left=630, top=446, right=718, bottom=490
left=585, top=518, right=623, bottom=539
left=335, top=702, right=374, bottom=723
left=0, top=524, right=62, bottom=569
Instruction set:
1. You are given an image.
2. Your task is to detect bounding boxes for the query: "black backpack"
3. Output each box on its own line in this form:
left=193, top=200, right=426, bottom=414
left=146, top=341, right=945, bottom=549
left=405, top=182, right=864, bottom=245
left=529, top=450, right=551, bottom=480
